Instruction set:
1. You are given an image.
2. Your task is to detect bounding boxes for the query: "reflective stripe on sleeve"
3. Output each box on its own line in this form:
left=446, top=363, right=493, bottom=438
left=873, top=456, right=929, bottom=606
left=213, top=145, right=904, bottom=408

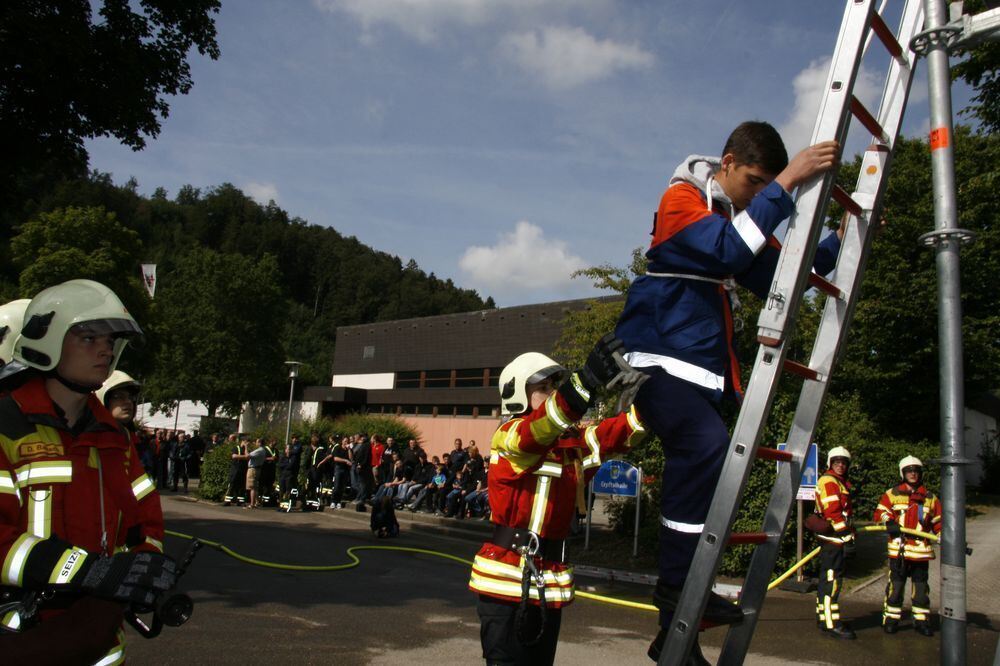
left=731, top=209, right=767, bottom=254
left=48, top=547, right=89, bottom=585
left=582, top=427, right=602, bottom=470
left=535, top=462, right=563, bottom=478
left=0, top=471, right=19, bottom=505
left=144, top=536, right=164, bottom=553
left=2, top=533, right=41, bottom=586
left=27, top=488, right=51, bottom=538
left=131, top=474, right=154, bottom=501
left=543, top=393, right=572, bottom=431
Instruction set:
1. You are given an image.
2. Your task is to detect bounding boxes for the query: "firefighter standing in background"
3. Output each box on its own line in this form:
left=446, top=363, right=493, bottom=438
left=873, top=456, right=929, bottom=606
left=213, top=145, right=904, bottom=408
left=814, top=446, right=857, bottom=639
left=874, top=456, right=942, bottom=636
left=0, top=280, right=174, bottom=663
left=224, top=435, right=248, bottom=506
left=304, top=434, right=326, bottom=511
left=468, top=337, right=650, bottom=666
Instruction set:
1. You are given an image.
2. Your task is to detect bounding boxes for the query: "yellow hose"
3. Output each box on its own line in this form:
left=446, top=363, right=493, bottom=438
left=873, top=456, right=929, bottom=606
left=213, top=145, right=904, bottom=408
left=164, top=523, right=938, bottom=614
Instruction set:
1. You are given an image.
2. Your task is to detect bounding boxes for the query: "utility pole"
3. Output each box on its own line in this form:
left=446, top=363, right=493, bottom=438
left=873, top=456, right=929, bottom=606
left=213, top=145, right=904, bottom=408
left=912, top=2, right=976, bottom=663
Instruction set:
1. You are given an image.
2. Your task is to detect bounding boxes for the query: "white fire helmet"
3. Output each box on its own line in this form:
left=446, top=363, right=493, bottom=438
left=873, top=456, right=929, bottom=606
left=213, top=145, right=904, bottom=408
left=899, top=455, right=923, bottom=479
left=498, top=352, right=567, bottom=416
left=826, top=446, right=852, bottom=468
left=0, top=299, right=30, bottom=365
left=96, top=370, right=141, bottom=407
left=14, top=279, right=143, bottom=375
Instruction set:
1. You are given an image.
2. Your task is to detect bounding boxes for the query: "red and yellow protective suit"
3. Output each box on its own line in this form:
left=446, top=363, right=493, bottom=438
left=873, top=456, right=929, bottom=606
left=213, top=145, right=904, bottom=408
left=468, top=391, right=645, bottom=607
left=0, top=377, right=164, bottom=664
left=873, top=482, right=942, bottom=561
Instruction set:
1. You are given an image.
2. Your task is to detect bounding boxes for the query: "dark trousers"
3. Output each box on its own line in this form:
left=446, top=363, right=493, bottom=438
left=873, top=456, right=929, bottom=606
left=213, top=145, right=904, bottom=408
left=634, top=369, right=729, bottom=589
left=477, top=595, right=562, bottom=665
left=816, top=541, right=846, bottom=628
left=332, top=467, right=350, bottom=503
left=171, top=459, right=188, bottom=491
left=883, top=558, right=930, bottom=625
left=259, top=466, right=276, bottom=502
left=226, top=466, right=247, bottom=502
left=353, top=467, right=373, bottom=503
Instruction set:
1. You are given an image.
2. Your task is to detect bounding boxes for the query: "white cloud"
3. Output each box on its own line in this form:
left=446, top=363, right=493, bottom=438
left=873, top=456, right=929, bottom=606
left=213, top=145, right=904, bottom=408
left=499, top=26, right=653, bottom=91
left=244, top=181, right=279, bottom=204
left=779, top=57, right=882, bottom=155
left=459, top=220, right=587, bottom=297
left=313, top=0, right=499, bottom=43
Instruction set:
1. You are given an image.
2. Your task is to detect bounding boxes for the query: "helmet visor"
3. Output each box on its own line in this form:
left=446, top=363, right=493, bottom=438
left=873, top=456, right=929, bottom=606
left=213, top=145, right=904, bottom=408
left=71, top=318, right=144, bottom=340
left=525, top=364, right=567, bottom=388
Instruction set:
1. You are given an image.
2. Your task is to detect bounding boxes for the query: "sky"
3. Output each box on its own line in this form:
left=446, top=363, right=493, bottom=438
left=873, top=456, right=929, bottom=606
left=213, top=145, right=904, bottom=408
left=86, top=0, right=975, bottom=308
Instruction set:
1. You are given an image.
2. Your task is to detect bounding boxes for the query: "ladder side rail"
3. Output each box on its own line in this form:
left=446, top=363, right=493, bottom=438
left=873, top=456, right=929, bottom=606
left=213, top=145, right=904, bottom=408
left=755, top=0, right=876, bottom=346
left=658, top=344, right=794, bottom=666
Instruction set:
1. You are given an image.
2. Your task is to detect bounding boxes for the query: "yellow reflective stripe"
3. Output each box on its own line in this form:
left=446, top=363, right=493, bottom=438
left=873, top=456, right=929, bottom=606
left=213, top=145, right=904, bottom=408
left=535, top=462, right=563, bottom=478
left=821, top=495, right=839, bottom=505
left=1, top=609, right=21, bottom=630
left=131, top=474, right=154, bottom=501
left=528, top=476, right=551, bottom=534
left=0, top=471, right=19, bottom=506
left=48, top=547, right=89, bottom=585
left=27, top=488, right=51, bottom=538
left=93, top=635, right=125, bottom=666
left=543, top=393, right=571, bottom=431
left=2, top=533, right=41, bottom=586
left=626, top=404, right=644, bottom=433
left=472, top=555, right=573, bottom=586
left=16, top=461, right=72, bottom=485
left=569, top=373, right=590, bottom=403
left=469, top=571, right=574, bottom=603
left=582, top=427, right=602, bottom=470
left=144, top=536, right=164, bottom=553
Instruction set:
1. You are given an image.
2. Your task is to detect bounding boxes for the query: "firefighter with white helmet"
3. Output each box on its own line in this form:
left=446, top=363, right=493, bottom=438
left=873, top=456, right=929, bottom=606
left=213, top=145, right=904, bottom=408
left=469, top=336, right=649, bottom=665
left=813, top=446, right=856, bottom=639
left=0, top=299, right=30, bottom=366
left=873, top=455, right=942, bottom=636
left=0, top=280, right=172, bottom=663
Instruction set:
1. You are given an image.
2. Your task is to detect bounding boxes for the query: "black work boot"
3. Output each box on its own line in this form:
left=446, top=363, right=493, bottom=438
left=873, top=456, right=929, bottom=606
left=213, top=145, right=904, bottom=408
left=824, top=622, right=857, bottom=640
left=653, top=582, right=743, bottom=625
left=914, top=622, right=934, bottom=637
left=883, top=619, right=899, bottom=634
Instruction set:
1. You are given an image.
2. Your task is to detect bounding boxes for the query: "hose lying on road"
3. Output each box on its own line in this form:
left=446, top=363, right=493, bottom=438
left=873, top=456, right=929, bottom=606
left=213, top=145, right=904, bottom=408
left=164, top=524, right=938, bottom=614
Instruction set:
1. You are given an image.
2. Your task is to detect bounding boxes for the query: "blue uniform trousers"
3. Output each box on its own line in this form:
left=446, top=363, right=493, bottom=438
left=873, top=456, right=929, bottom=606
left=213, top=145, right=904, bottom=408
left=634, top=368, right=730, bottom=588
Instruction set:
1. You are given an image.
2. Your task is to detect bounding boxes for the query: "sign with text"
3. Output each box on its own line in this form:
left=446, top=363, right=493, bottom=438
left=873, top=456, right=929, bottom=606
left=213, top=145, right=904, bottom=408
left=592, top=460, right=640, bottom=498
left=777, top=442, right=818, bottom=501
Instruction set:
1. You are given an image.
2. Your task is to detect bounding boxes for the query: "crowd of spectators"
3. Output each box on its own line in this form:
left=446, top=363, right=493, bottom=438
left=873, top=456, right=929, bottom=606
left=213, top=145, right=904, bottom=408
left=222, top=433, right=491, bottom=522
left=134, top=428, right=205, bottom=492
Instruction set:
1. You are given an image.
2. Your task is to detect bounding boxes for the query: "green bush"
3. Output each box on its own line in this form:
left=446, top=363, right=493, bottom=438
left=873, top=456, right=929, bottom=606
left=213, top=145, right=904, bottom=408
left=329, top=413, right=419, bottom=449
left=198, top=442, right=233, bottom=501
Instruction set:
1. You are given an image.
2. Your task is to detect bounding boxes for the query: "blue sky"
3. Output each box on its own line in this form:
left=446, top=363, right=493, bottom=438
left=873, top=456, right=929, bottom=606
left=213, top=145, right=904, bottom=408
left=86, top=0, right=974, bottom=307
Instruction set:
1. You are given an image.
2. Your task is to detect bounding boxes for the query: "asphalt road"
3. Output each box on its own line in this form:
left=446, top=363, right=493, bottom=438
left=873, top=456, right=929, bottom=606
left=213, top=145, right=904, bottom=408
left=124, top=496, right=1000, bottom=665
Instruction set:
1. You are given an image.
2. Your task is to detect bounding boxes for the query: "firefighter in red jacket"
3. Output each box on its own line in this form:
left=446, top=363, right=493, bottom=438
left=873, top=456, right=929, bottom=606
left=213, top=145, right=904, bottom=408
left=873, top=455, right=942, bottom=636
left=814, top=446, right=856, bottom=639
left=0, top=279, right=175, bottom=664
left=469, top=338, right=648, bottom=665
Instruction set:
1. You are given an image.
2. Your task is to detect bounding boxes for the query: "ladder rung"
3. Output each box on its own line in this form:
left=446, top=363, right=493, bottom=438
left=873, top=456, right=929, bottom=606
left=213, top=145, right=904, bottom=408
left=832, top=184, right=863, bottom=218
left=850, top=96, right=890, bottom=144
left=870, top=11, right=903, bottom=59
left=783, top=359, right=821, bottom=381
left=728, top=532, right=769, bottom=545
left=808, top=273, right=842, bottom=299
left=765, top=236, right=843, bottom=299
left=756, top=446, right=793, bottom=463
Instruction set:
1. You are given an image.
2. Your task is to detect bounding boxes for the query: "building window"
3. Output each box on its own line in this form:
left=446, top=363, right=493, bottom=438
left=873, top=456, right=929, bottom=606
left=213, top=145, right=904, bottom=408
left=455, top=368, right=487, bottom=388
left=487, top=367, right=503, bottom=387
left=396, top=370, right=421, bottom=389
left=363, top=345, right=375, bottom=359
left=424, top=369, right=451, bottom=388
left=455, top=404, right=475, bottom=416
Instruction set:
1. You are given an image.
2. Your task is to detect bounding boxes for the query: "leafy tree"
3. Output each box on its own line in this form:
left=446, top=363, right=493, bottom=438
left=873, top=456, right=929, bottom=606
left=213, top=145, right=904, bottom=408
left=145, top=248, right=286, bottom=418
left=952, top=0, right=1000, bottom=133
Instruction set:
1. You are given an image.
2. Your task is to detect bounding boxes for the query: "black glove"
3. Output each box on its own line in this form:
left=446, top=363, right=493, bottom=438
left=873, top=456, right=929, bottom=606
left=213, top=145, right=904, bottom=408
left=577, top=333, right=625, bottom=393
left=79, top=552, right=177, bottom=607
left=885, top=521, right=902, bottom=539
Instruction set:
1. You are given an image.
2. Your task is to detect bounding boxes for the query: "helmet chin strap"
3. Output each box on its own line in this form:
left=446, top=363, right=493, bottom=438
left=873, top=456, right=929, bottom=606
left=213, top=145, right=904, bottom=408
left=51, top=371, right=102, bottom=395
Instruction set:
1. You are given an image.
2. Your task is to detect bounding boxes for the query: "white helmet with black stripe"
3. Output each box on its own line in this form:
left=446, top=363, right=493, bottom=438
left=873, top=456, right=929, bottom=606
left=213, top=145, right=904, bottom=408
left=498, top=352, right=568, bottom=416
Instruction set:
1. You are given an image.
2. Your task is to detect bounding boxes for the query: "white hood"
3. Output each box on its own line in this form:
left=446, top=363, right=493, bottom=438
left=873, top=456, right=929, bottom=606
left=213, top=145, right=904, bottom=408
left=669, top=155, right=734, bottom=216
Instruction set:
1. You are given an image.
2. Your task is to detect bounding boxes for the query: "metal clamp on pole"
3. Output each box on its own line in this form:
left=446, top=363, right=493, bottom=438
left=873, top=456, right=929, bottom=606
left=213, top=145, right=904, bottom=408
left=918, top=228, right=977, bottom=247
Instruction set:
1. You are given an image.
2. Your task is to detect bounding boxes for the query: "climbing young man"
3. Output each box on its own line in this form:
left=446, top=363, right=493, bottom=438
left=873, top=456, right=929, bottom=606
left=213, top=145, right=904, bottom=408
left=613, top=121, right=842, bottom=657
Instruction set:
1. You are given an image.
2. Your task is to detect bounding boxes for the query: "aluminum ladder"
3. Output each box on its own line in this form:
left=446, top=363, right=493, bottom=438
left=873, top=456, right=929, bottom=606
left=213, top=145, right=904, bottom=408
left=658, top=1, right=925, bottom=663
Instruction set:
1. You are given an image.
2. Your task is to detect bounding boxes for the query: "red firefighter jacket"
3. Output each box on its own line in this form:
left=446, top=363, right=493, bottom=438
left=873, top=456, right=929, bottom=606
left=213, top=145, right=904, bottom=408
left=468, top=392, right=645, bottom=608
left=873, top=482, right=942, bottom=561
left=814, top=469, right=854, bottom=544
left=0, top=377, right=164, bottom=662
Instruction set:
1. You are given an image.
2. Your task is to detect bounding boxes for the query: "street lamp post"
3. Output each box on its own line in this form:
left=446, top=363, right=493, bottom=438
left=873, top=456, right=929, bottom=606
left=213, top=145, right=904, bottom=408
left=284, top=361, right=302, bottom=450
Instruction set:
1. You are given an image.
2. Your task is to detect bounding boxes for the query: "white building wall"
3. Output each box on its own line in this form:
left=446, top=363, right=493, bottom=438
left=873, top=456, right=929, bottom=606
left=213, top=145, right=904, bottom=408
left=331, top=373, right=395, bottom=390
left=964, top=407, right=997, bottom=486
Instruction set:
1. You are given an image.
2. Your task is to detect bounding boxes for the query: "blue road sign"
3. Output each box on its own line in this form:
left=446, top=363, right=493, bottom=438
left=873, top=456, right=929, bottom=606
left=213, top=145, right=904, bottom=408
left=592, top=460, right=640, bottom=497
left=777, top=442, right=819, bottom=500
